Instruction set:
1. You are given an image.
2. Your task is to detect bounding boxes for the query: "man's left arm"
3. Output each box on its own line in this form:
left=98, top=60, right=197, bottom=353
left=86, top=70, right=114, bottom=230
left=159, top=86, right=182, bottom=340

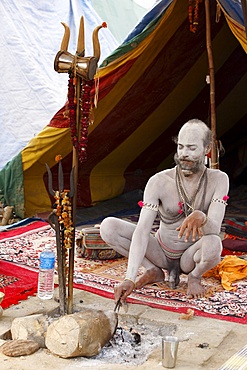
left=201, top=171, right=229, bottom=235
left=177, top=171, right=229, bottom=241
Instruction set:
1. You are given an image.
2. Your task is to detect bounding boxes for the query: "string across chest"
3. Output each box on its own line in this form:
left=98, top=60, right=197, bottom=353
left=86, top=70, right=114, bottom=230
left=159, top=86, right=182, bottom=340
left=176, top=166, right=207, bottom=217
left=158, top=166, right=208, bottom=224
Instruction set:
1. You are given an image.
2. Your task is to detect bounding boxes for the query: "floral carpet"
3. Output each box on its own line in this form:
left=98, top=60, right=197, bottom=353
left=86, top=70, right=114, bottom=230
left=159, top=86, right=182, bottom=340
left=0, top=218, right=247, bottom=323
left=73, top=259, right=247, bottom=324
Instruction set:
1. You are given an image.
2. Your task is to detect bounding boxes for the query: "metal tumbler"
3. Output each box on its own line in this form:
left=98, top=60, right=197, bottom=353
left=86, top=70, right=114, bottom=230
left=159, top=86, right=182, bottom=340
left=162, top=336, right=179, bottom=368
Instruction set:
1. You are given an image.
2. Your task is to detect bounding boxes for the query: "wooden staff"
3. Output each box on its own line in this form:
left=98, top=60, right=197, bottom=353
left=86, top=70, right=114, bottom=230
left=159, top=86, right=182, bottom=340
left=67, top=17, right=85, bottom=314
left=205, top=0, right=218, bottom=169
left=67, top=88, right=80, bottom=314
left=54, top=17, right=105, bottom=314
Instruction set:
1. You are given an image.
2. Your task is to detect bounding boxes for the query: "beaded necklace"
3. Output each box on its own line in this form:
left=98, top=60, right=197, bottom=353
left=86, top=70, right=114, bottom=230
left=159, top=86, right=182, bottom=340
left=158, top=166, right=207, bottom=224
left=176, top=166, right=207, bottom=217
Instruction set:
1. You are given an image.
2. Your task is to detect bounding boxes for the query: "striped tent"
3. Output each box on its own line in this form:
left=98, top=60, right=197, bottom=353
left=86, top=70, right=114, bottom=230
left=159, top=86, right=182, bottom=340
left=1, top=0, right=247, bottom=218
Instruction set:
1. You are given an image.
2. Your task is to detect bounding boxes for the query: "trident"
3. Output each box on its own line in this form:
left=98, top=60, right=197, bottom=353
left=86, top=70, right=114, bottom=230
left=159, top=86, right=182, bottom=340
left=50, top=16, right=106, bottom=314
left=54, top=17, right=106, bottom=80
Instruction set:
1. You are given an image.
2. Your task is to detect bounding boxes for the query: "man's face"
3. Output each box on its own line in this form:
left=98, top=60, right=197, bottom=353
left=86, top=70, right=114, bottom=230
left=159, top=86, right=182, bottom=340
left=174, top=125, right=206, bottom=173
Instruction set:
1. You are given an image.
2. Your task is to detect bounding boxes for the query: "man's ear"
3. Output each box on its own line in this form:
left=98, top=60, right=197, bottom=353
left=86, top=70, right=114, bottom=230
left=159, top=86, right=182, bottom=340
left=205, top=144, right=211, bottom=155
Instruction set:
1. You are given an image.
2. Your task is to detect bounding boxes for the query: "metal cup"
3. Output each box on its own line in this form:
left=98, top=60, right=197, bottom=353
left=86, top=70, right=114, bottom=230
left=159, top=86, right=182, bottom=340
left=162, top=336, right=179, bottom=368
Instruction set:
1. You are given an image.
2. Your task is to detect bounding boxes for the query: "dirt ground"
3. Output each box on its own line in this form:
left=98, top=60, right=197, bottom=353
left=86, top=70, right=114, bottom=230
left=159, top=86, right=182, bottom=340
left=0, top=288, right=247, bottom=370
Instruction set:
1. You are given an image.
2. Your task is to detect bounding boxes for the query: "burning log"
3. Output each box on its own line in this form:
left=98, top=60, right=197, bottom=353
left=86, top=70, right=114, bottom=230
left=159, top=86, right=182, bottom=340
left=45, top=308, right=118, bottom=358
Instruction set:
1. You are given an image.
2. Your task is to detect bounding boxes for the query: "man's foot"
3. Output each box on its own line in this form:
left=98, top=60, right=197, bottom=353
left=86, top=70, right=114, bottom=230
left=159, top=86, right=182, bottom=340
left=187, top=272, right=205, bottom=299
left=135, top=267, right=165, bottom=289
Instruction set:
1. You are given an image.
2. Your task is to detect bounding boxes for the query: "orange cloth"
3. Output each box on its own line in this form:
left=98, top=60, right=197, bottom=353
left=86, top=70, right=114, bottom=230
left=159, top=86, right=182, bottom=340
left=203, top=255, right=247, bottom=291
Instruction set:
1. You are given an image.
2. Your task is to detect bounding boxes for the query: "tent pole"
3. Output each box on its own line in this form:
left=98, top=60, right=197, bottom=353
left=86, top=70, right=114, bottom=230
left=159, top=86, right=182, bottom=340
left=205, top=0, right=218, bottom=169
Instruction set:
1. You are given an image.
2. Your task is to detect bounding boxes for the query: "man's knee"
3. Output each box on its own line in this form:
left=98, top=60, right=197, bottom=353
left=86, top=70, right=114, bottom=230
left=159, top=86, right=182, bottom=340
left=201, top=234, right=222, bottom=260
left=202, top=234, right=222, bottom=249
left=100, top=217, right=119, bottom=244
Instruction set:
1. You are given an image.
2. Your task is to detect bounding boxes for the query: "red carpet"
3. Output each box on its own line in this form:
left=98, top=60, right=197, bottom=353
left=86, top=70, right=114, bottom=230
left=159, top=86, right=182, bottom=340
left=1, top=217, right=247, bottom=323
left=0, top=219, right=50, bottom=242
left=0, top=261, right=38, bottom=309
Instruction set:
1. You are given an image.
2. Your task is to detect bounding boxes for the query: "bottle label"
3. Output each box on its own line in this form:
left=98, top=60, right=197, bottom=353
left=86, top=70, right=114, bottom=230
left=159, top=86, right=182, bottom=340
left=40, top=256, right=55, bottom=269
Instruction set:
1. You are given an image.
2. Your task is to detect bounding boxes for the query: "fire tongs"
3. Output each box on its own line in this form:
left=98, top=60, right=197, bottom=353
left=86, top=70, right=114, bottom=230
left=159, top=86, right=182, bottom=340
left=114, top=297, right=121, bottom=313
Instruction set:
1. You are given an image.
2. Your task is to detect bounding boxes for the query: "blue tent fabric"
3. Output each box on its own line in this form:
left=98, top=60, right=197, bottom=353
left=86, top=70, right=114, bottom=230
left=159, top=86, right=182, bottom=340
left=123, top=0, right=173, bottom=43
left=219, top=0, right=245, bottom=25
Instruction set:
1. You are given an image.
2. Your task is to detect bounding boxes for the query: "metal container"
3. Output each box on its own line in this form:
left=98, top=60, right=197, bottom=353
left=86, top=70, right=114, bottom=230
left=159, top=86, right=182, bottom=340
left=162, top=336, right=179, bottom=368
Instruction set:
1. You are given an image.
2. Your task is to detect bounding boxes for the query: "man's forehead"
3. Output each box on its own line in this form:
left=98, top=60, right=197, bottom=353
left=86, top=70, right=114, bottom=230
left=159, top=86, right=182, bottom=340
left=178, top=125, right=204, bottom=145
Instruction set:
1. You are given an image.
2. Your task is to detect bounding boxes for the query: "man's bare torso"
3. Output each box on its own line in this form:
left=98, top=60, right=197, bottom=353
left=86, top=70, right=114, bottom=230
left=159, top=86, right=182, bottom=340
left=150, top=167, right=221, bottom=251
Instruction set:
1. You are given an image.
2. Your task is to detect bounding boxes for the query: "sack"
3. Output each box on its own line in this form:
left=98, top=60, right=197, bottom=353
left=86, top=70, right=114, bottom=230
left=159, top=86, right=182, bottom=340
left=222, top=235, right=247, bottom=252
left=76, top=226, right=123, bottom=260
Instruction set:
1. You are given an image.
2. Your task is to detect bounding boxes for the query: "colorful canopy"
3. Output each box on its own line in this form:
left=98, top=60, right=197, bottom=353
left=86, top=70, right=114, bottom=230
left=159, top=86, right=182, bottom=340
left=1, top=0, right=247, bottom=218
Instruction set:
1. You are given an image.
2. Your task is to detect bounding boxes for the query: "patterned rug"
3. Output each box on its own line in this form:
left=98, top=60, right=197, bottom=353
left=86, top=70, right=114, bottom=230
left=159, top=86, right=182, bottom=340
left=73, top=259, right=247, bottom=324
left=0, top=217, right=247, bottom=323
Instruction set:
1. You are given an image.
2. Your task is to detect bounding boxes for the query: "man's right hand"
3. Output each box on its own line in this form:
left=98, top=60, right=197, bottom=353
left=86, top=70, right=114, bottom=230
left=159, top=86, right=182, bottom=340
left=114, top=280, right=135, bottom=304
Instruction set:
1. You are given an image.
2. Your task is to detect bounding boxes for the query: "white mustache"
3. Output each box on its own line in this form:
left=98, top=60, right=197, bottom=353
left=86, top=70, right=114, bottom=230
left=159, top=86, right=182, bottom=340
left=179, top=157, right=195, bottom=162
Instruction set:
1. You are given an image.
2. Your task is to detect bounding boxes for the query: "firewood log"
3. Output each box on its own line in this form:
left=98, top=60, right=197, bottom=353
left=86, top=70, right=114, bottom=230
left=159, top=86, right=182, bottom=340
left=45, top=308, right=118, bottom=358
left=11, top=314, right=48, bottom=348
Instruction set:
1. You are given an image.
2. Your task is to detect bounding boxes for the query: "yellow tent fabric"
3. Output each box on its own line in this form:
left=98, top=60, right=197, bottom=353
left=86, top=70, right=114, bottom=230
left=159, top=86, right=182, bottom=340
left=22, top=125, right=72, bottom=216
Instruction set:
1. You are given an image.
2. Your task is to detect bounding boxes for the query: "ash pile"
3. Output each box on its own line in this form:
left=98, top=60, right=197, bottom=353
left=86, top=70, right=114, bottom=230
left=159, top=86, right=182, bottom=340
left=90, top=322, right=175, bottom=366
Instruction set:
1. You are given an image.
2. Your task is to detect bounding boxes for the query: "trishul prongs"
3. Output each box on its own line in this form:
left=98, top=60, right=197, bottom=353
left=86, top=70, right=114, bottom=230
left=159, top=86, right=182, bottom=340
left=60, top=22, right=70, bottom=51
left=54, top=16, right=107, bottom=80
left=77, top=16, right=85, bottom=56
left=45, top=162, right=74, bottom=198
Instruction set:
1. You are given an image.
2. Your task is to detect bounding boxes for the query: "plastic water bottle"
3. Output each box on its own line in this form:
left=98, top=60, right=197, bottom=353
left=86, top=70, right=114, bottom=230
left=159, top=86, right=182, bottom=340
left=38, top=244, right=55, bottom=300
